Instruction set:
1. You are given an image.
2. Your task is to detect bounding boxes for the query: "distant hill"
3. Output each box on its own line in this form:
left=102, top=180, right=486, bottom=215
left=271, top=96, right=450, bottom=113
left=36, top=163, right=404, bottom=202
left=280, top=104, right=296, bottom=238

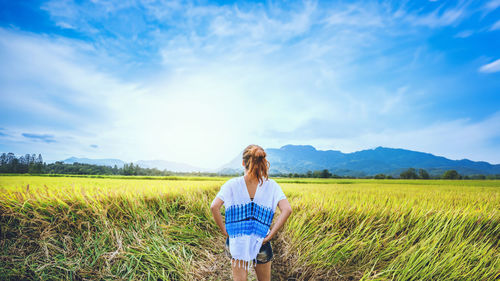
left=135, top=160, right=206, bottom=173
left=62, top=157, right=125, bottom=167
left=218, top=145, right=500, bottom=177
left=61, top=157, right=205, bottom=173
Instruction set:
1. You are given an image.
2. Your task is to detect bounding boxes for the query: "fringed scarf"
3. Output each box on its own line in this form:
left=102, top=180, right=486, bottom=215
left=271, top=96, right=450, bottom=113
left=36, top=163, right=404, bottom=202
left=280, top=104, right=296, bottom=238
left=215, top=176, right=287, bottom=272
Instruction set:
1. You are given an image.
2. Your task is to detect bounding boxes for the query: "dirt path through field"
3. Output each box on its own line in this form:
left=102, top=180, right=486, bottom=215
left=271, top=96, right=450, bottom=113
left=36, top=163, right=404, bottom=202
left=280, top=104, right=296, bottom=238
left=188, top=232, right=351, bottom=281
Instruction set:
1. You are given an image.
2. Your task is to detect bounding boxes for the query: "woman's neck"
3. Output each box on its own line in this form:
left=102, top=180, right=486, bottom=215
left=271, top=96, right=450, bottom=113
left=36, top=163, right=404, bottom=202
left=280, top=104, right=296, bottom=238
left=243, top=173, right=257, bottom=179
left=243, top=173, right=258, bottom=184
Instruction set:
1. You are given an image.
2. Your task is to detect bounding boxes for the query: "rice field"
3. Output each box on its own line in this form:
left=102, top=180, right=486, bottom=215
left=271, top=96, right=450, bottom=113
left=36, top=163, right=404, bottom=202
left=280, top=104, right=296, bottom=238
left=0, top=175, right=499, bottom=280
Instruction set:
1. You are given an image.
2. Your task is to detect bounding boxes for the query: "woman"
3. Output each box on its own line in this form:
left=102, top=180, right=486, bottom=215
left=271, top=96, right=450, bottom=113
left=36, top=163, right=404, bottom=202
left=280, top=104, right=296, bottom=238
left=210, top=144, right=292, bottom=281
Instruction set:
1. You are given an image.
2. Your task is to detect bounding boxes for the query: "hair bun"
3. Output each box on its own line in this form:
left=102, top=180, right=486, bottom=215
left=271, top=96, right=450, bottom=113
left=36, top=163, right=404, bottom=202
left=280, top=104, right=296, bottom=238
left=253, top=148, right=266, bottom=159
left=249, top=146, right=266, bottom=159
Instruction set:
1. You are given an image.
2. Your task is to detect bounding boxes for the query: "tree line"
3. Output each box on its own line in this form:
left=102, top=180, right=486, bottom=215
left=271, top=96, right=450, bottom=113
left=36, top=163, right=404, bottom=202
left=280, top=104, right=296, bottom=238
left=372, top=167, right=498, bottom=179
left=279, top=167, right=500, bottom=179
left=0, top=153, right=197, bottom=176
left=1, top=152, right=499, bottom=179
left=281, top=169, right=343, bottom=179
left=0, top=153, right=44, bottom=173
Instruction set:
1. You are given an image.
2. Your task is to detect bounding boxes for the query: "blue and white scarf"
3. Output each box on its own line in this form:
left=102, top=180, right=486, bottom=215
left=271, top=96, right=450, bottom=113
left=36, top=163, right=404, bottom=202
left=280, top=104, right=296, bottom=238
left=215, top=176, right=286, bottom=271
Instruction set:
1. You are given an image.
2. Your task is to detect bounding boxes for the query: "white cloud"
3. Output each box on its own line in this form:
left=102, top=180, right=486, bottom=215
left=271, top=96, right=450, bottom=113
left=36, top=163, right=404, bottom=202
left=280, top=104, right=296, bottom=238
left=311, top=111, right=500, bottom=164
left=485, top=0, right=500, bottom=11
left=1, top=1, right=499, bottom=168
left=324, top=3, right=387, bottom=28
left=455, top=29, right=474, bottom=38
left=0, top=26, right=325, bottom=168
left=0, top=28, right=145, bottom=159
left=408, top=7, right=465, bottom=28
left=479, top=58, right=500, bottom=73
left=55, top=22, right=75, bottom=29
left=490, top=19, right=500, bottom=30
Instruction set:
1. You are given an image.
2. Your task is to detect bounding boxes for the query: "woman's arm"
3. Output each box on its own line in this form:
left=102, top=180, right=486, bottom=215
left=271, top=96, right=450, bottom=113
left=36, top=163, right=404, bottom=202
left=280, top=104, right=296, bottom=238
left=210, top=197, right=228, bottom=237
left=263, top=198, right=292, bottom=243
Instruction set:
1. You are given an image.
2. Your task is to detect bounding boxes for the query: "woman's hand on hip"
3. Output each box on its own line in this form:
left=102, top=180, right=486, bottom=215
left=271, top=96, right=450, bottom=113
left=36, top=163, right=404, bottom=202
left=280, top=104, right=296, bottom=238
left=262, top=234, right=271, bottom=244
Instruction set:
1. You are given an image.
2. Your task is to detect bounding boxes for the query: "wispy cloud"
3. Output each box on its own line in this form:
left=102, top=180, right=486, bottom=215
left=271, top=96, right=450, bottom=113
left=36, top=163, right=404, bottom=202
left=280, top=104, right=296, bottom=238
left=455, top=29, right=474, bottom=38
left=405, top=5, right=467, bottom=28
left=479, top=58, right=500, bottom=73
left=22, top=133, right=56, bottom=143
left=491, top=19, right=500, bottom=30
left=485, top=0, right=500, bottom=11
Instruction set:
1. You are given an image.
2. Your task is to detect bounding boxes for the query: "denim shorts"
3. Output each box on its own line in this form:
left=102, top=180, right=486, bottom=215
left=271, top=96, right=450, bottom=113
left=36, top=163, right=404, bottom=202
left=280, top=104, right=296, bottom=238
left=225, top=237, right=273, bottom=264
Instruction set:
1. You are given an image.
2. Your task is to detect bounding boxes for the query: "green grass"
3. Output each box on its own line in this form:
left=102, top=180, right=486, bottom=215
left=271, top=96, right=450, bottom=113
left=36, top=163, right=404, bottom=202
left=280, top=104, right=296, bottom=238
left=0, top=176, right=498, bottom=280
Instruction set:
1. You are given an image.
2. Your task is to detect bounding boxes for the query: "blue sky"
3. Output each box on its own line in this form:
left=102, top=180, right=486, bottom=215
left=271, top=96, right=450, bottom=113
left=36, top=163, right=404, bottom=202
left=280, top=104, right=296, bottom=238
left=0, top=0, right=499, bottom=168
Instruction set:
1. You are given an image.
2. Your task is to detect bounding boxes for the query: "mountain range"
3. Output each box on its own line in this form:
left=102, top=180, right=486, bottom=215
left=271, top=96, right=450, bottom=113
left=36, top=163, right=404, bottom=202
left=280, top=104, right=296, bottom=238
left=218, top=145, right=500, bottom=177
left=62, top=145, right=500, bottom=176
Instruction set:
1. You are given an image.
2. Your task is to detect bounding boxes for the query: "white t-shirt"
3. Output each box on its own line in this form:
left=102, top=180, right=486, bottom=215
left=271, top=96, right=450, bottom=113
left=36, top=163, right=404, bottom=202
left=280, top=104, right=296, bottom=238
left=215, top=176, right=287, bottom=269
